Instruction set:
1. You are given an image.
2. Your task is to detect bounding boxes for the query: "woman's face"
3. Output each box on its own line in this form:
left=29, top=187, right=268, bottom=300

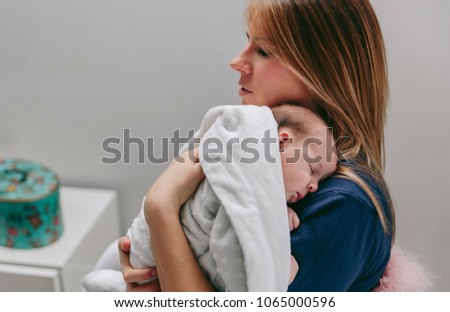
left=230, top=33, right=313, bottom=109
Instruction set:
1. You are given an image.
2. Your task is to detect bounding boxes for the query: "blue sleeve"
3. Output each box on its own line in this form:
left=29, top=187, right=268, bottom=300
left=287, top=191, right=391, bottom=292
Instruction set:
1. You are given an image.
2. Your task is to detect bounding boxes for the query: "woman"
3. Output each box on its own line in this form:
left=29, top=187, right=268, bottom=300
left=119, top=0, right=395, bottom=291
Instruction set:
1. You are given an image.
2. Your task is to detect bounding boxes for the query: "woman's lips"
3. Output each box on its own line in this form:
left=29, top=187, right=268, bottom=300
left=239, top=87, right=253, bottom=96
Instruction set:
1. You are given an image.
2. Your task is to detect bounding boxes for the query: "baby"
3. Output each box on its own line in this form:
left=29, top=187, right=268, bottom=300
left=272, top=105, right=338, bottom=282
left=128, top=104, right=337, bottom=290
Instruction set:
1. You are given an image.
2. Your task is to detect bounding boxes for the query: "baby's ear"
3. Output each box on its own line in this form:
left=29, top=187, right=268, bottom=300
left=279, top=131, right=290, bottom=144
left=278, top=131, right=292, bottom=150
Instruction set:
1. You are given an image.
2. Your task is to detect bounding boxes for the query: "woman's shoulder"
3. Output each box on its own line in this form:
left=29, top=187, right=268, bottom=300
left=318, top=175, right=373, bottom=200
left=289, top=173, right=392, bottom=291
left=292, top=174, right=386, bottom=221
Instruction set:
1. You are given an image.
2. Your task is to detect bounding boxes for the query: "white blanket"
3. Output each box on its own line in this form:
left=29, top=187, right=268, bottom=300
left=82, top=105, right=291, bottom=291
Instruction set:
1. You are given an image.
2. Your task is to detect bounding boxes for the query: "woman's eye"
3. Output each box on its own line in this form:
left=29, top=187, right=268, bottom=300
left=257, top=48, right=269, bottom=57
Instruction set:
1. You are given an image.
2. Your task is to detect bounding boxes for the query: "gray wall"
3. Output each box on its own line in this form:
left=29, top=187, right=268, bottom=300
left=373, top=0, right=450, bottom=291
left=1, top=1, right=449, bottom=290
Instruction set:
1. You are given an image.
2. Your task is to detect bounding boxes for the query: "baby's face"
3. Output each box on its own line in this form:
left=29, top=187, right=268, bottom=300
left=279, top=130, right=337, bottom=204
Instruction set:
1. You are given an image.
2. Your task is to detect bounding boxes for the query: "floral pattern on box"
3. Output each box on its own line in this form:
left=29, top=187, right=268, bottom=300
left=0, top=159, right=63, bottom=249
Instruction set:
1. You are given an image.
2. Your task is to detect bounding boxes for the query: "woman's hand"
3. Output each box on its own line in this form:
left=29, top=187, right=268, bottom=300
left=118, top=236, right=160, bottom=292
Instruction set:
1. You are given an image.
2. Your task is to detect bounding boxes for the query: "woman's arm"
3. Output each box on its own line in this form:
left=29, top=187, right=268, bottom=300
left=120, top=150, right=215, bottom=292
left=145, top=200, right=214, bottom=291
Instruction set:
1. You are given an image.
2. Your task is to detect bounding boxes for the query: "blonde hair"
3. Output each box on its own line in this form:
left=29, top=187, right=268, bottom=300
left=247, top=0, right=395, bottom=239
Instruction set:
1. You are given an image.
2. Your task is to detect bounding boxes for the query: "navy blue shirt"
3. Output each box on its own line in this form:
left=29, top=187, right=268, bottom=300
left=287, top=174, right=392, bottom=292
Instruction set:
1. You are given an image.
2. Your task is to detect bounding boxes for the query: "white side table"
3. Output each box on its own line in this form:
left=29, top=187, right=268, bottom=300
left=0, top=187, right=121, bottom=291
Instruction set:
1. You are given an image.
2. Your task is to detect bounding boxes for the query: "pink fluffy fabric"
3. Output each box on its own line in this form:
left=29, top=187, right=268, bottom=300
left=373, top=245, right=435, bottom=292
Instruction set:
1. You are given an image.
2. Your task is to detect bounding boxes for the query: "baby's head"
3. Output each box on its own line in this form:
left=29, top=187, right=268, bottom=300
left=271, top=105, right=338, bottom=203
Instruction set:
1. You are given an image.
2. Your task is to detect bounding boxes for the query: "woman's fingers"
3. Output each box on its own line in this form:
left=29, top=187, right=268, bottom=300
left=118, top=236, right=157, bottom=284
left=118, top=236, right=132, bottom=269
left=127, top=279, right=161, bottom=292
left=124, top=267, right=157, bottom=285
left=118, top=236, right=130, bottom=253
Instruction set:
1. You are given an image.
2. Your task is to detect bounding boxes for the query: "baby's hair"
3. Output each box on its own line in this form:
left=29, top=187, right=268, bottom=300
left=271, top=104, right=329, bottom=139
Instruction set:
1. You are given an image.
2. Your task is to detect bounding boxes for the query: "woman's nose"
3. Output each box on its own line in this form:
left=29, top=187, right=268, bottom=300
left=230, top=50, right=252, bottom=75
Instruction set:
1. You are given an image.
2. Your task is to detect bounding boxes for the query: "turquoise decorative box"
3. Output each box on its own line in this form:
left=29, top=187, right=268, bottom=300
left=0, top=159, right=63, bottom=249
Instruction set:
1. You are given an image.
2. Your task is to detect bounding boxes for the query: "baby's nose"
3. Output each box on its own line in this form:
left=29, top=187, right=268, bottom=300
left=308, top=182, right=318, bottom=193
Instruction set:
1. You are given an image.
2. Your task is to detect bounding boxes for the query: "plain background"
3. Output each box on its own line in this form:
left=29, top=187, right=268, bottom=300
left=1, top=0, right=449, bottom=290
